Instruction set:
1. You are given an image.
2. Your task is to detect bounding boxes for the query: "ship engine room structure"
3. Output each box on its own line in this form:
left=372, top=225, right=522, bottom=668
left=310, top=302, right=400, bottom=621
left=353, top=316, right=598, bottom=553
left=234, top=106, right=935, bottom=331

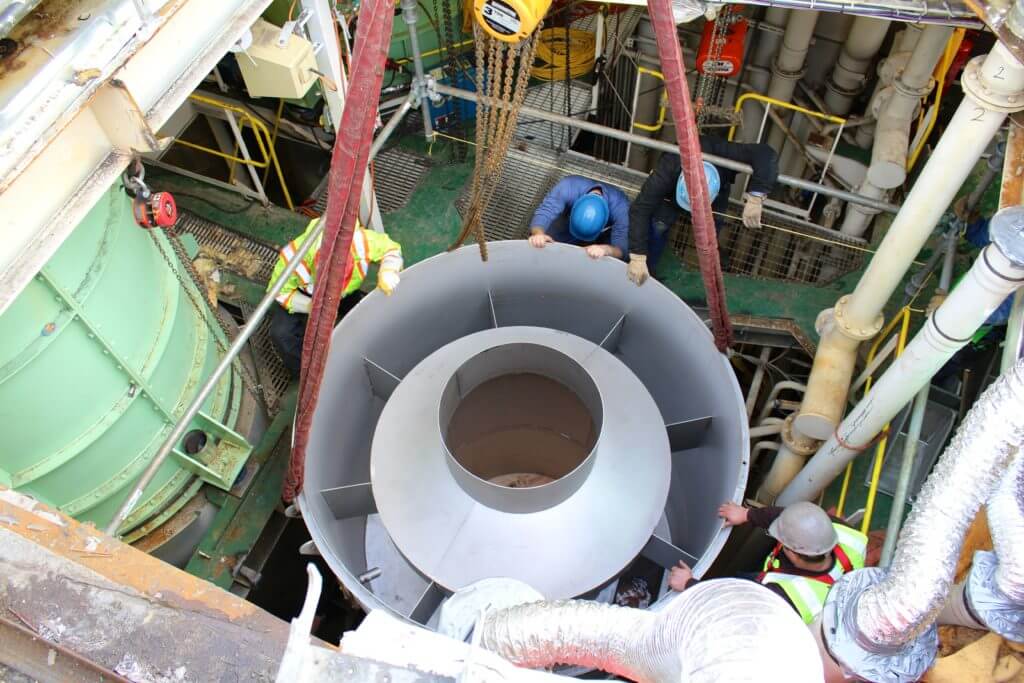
left=4, top=0, right=1024, bottom=680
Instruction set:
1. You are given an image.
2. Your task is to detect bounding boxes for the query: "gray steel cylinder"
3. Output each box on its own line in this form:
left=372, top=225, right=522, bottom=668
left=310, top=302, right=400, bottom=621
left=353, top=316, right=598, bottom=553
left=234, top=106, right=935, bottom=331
left=297, top=242, right=749, bottom=624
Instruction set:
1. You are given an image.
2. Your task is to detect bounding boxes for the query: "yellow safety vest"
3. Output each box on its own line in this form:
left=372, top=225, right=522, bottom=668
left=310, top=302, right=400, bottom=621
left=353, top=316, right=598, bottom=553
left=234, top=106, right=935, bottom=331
left=269, top=218, right=401, bottom=313
left=759, top=523, right=868, bottom=624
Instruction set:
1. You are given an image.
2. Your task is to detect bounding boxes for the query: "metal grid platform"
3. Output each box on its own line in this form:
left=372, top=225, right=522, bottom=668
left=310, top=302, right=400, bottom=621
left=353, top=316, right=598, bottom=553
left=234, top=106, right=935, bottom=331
left=312, top=146, right=432, bottom=216
left=516, top=81, right=593, bottom=150
left=176, top=212, right=291, bottom=414
left=673, top=210, right=868, bottom=285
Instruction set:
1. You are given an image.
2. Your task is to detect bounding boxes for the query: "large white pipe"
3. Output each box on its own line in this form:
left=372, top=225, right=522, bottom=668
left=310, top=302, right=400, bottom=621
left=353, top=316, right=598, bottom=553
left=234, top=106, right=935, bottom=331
left=839, top=180, right=884, bottom=236
left=856, top=25, right=924, bottom=148
left=778, top=206, right=1024, bottom=505
left=478, top=580, right=824, bottom=682
left=868, top=25, right=953, bottom=189
left=765, top=10, right=820, bottom=151
left=740, top=8, right=790, bottom=143
left=825, top=17, right=891, bottom=115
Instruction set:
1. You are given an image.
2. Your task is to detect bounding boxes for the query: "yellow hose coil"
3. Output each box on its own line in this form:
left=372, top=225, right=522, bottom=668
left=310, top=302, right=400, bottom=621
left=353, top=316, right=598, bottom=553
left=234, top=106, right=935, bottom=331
left=531, top=27, right=596, bottom=80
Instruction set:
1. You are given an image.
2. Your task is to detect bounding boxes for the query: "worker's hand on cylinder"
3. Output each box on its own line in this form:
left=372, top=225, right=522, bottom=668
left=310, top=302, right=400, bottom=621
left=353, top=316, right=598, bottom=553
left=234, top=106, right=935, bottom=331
left=718, top=501, right=749, bottom=527
left=585, top=244, right=614, bottom=260
left=668, top=561, right=693, bottom=592
left=528, top=230, right=554, bottom=248
left=378, top=269, right=401, bottom=295
left=742, top=193, right=764, bottom=228
left=627, top=253, right=649, bottom=286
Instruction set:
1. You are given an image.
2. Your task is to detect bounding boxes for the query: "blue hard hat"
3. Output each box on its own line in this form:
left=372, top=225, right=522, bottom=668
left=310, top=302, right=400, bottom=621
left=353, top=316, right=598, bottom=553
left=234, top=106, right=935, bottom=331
left=569, top=192, right=610, bottom=242
left=675, top=161, right=721, bottom=211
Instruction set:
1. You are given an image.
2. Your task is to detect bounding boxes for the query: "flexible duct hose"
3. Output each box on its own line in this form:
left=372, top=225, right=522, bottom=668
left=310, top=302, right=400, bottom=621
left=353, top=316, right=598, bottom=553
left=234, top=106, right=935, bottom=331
left=531, top=28, right=596, bottom=80
left=478, top=579, right=823, bottom=682
left=855, top=358, right=1024, bottom=647
left=988, top=451, right=1024, bottom=603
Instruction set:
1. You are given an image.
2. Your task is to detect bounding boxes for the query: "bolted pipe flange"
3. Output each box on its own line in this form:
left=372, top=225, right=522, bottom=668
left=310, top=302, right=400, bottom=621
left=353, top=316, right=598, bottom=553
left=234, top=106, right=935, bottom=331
left=833, top=295, right=885, bottom=341
left=822, top=568, right=939, bottom=683
left=892, top=75, right=934, bottom=102
left=966, top=551, right=1024, bottom=641
left=962, top=56, right=1024, bottom=113
left=825, top=74, right=863, bottom=100
left=781, top=413, right=818, bottom=457
left=989, top=205, right=1024, bottom=268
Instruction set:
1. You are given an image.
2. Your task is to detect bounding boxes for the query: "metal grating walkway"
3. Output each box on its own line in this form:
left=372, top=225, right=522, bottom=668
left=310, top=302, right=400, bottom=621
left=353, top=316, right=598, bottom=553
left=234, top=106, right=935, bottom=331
left=312, top=146, right=432, bottom=216
left=176, top=212, right=291, bottom=413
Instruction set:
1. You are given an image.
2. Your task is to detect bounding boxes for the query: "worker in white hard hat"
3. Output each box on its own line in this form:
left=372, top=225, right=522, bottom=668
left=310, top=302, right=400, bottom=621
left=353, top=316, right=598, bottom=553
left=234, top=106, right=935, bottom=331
left=668, top=500, right=868, bottom=624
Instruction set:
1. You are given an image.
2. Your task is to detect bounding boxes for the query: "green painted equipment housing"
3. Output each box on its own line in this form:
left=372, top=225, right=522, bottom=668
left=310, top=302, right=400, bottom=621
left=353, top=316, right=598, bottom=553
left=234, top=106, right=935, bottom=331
left=0, top=187, right=255, bottom=539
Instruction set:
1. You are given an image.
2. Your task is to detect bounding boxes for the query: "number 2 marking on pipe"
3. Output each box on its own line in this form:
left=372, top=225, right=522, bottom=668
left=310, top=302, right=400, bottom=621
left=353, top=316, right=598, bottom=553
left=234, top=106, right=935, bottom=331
left=994, top=66, right=1006, bottom=80
left=972, top=108, right=985, bottom=122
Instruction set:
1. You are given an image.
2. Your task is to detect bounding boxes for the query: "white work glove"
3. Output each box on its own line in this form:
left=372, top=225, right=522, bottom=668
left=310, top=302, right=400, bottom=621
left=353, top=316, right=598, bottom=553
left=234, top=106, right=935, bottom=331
left=585, top=244, right=613, bottom=260
left=627, top=253, right=649, bottom=286
left=742, top=193, right=764, bottom=228
left=528, top=230, right=554, bottom=248
left=291, top=292, right=312, bottom=314
left=377, top=252, right=403, bottom=296
left=668, top=561, right=693, bottom=592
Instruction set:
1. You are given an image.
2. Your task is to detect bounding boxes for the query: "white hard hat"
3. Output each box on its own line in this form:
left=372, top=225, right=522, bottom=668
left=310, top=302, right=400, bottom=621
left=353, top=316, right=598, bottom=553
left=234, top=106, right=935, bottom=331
left=767, top=502, right=838, bottom=556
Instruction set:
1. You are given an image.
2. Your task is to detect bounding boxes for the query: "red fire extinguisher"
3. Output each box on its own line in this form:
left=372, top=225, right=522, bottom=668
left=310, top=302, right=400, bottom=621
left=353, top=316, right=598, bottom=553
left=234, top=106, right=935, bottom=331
left=696, top=17, right=748, bottom=78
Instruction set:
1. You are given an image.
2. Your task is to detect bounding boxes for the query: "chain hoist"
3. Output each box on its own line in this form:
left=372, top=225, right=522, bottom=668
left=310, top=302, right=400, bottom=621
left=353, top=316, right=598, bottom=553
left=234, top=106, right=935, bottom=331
left=449, top=22, right=543, bottom=259
left=435, top=0, right=467, bottom=162
left=695, top=7, right=746, bottom=130
left=122, top=160, right=266, bottom=408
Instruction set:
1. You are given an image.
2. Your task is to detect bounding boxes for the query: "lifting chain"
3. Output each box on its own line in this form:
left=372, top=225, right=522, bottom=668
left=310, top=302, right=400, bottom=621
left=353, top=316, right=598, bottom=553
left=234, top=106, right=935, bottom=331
left=449, top=23, right=542, bottom=259
left=122, top=162, right=266, bottom=409
left=435, top=0, right=466, bottom=162
left=695, top=6, right=737, bottom=130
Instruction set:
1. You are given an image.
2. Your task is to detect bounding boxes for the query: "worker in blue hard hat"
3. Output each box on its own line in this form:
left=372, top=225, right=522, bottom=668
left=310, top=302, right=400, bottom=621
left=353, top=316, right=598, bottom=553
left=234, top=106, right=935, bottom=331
left=626, top=137, right=778, bottom=284
left=527, top=175, right=630, bottom=261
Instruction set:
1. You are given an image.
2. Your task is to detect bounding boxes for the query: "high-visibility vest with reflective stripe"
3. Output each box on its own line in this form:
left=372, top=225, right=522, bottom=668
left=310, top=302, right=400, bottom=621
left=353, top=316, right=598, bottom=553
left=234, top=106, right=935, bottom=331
left=269, top=218, right=402, bottom=313
left=758, top=522, right=868, bottom=624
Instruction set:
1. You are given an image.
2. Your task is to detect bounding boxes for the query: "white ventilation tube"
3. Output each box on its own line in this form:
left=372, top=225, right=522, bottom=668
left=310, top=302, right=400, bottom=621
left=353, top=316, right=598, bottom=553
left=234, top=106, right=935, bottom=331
left=853, top=359, right=1024, bottom=646
left=478, top=579, right=823, bottom=682
left=988, top=450, right=1024, bottom=604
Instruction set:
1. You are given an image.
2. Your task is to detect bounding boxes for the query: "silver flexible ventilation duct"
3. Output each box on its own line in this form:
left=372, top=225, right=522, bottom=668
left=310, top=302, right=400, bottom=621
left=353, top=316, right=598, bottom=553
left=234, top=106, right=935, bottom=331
left=988, top=451, right=1024, bottom=604
left=854, top=359, right=1024, bottom=647
left=478, top=579, right=823, bottom=682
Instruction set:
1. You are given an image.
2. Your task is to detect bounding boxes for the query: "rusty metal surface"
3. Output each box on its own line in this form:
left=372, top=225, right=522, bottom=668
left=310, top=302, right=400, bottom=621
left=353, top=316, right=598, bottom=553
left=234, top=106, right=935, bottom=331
left=0, top=487, right=304, bottom=682
left=0, top=613, right=130, bottom=683
left=1001, top=122, right=1024, bottom=210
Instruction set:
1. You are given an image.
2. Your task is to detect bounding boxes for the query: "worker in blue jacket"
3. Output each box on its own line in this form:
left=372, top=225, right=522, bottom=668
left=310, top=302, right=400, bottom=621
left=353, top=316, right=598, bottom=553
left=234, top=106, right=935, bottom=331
left=527, top=175, right=630, bottom=261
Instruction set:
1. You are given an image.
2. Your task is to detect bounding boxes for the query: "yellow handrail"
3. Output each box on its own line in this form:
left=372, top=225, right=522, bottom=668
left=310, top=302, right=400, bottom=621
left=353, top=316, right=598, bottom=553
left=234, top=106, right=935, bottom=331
left=835, top=306, right=912, bottom=533
left=727, top=92, right=846, bottom=142
left=173, top=93, right=295, bottom=210
left=633, top=67, right=668, bottom=132
left=907, top=29, right=965, bottom=172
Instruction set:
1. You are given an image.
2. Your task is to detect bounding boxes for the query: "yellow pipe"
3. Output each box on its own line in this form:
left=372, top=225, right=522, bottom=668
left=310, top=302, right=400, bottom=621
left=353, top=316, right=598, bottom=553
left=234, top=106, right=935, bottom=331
left=393, top=38, right=475, bottom=64
left=633, top=67, right=668, bottom=132
left=728, top=92, right=846, bottom=142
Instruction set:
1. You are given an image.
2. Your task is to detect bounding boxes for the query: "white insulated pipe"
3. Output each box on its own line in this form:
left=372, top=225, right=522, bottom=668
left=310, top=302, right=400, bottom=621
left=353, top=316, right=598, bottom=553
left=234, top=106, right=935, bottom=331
left=846, top=42, right=1024, bottom=326
left=740, top=8, right=790, bottom=143
left=868, top=25, right=953, bottom=189
left=765, top=10, right=820, bottom=151
left=839, top=180, right=884, bottom=236
left=825, top=17, right=891, bottom=115
left=478, top=580, right=824, bottom=682
left=778, top=208, right=1024, bottom=505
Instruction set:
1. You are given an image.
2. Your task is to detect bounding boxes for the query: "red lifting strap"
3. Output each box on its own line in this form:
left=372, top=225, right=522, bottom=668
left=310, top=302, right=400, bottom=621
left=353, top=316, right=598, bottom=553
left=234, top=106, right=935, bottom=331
left=283, top=0, right=395, bottom=502
left=645, top=0, right=733, bottom=352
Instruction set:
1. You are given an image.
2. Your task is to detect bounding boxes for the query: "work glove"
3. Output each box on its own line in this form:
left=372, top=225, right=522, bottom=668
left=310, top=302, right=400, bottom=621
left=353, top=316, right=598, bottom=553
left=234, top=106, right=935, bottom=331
left=291, top=292, right=312, bottom=314
left=585, top=244, right=613, bottom=260
left=668, top=561, right=693, bottom=592
left=528, top=230, right=554, bottom=248
left=377, top=252, right=403, bottom=296
left=742, top=193, right=764, bottom=228
left=627, top=253, right=649, bottom=286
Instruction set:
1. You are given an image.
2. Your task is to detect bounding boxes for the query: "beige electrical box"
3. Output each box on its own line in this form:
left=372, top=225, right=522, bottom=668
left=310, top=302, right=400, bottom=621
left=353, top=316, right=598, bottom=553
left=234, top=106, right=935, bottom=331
left=237, top=19, right=318, bottom=99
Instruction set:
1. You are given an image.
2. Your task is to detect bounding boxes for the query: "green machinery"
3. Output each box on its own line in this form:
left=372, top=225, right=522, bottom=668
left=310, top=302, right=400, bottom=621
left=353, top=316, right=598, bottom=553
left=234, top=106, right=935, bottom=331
left=0, top=187, right=261, bottom=558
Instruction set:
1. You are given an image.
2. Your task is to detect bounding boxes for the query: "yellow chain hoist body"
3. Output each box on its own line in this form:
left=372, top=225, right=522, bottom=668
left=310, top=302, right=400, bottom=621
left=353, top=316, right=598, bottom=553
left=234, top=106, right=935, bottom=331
left=473, top=0, right=551, bottom=43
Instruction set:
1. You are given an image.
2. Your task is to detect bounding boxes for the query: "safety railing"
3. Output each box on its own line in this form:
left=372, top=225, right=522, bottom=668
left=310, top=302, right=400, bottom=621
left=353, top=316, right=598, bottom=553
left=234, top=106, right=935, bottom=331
left=835, top=306, right=912, bottom=534
left=158, top=93, right=295, bottom=210
left=630, top=67, right=667, bottom=132
left=728, top=93, right=846, bottom=223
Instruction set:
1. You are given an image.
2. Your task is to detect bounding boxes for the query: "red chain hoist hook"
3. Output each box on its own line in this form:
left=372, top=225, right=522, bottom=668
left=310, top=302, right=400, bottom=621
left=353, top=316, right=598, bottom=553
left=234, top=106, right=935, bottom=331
left=122, top=158, right=178, bottom=229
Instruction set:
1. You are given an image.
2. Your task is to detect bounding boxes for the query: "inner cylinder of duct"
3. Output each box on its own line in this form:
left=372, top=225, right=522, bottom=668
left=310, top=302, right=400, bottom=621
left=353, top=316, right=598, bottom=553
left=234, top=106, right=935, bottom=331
left=440, top=343, right=603, bottom=513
